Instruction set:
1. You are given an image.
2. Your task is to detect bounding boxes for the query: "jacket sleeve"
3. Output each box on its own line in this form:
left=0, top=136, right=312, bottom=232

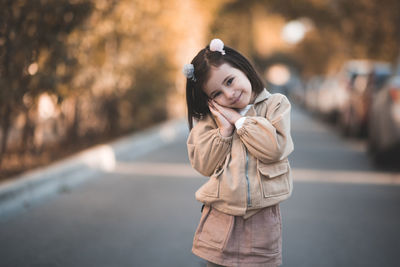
left=236, top=94, right=294, bottom=163
left=187, top=115, right=232, bottom=177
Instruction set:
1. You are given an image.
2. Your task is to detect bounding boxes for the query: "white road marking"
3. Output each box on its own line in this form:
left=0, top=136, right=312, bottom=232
left=292, top=168, right=400, bottom=185
left=112, top=162, right=203, bottom=178
left=111, top=162, right=400, bottom=185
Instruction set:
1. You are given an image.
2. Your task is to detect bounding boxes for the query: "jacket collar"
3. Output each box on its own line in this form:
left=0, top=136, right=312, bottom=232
left=245, top=89, right=271, bottom=116
left=253, top=88, right=271, bottom=104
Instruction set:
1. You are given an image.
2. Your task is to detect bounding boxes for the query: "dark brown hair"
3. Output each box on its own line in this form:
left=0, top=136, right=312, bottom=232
left=185, top=44, right=265, bottom=129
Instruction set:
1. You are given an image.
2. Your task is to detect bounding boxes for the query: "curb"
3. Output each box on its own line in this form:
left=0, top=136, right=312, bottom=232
left=0, top=118, right=188, bottom=217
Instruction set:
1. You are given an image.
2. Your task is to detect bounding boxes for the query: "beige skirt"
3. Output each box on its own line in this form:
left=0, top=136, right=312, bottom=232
left=192, top=205, right=282, bottom=267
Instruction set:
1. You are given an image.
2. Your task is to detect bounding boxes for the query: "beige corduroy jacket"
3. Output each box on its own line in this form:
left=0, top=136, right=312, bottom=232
left=187, top=89, right=294, bottom=216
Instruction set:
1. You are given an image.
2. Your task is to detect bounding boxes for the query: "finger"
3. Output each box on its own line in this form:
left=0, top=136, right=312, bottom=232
left=209, top=104, right=228, bottom=123
left=211, top=100, right=220, bottom=109
left=209, top=100, right=217, bottom=110
left=211, top=101, right=225, bottom=115
left=209, top=105, right=217, bottom=115
left=212, top=104, right=239, bottom=124
left=212, top=101, right=231, bottom=113
left=208, top=102, right=217, bottom=112
left=211, top=101, right=230, bottom=116
left=208, top=103, right=220, bottom=118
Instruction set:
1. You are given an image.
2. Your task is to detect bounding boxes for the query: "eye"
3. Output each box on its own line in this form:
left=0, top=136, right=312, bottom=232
left=212, top=91, right=221, bottom=99
left=227, top=77, right=234, bottom=86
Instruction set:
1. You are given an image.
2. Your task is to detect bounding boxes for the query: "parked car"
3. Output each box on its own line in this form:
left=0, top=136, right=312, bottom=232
left=316, top=73, right=349, bottom=122
left=339, top=61, right=392, bottom=137
left=368, top=69, right=400, bottom=163
left=304, top=76, right=324, bottom=114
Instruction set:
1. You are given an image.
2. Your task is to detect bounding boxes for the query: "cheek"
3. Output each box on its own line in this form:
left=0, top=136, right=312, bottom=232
left=245, top=79, right=252, bottom=91
left=213, top=99, right=223, bottom=106
left=213, top=96, right=227, bottom=106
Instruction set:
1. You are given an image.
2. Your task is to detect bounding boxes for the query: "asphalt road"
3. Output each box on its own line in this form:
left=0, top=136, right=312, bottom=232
left=1, top=105, right=399, bottom=267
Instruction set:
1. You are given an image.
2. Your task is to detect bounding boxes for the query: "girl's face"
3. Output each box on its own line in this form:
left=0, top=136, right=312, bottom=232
left=203, top=63, right=254, bottom=109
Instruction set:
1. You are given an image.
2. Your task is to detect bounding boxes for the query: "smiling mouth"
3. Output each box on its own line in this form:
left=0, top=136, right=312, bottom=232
left=231, top=93, right=242, bottom=105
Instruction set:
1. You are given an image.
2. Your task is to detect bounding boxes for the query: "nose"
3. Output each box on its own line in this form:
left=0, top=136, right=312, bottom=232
left=223, top=88, right=235, bottom=99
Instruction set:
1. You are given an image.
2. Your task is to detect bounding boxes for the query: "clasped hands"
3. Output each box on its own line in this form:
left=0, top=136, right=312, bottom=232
left=208, top=100, right=242, bottom=137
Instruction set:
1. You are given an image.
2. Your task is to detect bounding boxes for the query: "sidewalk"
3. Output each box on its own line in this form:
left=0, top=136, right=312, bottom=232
left=0, top=118, right=187, bottom=217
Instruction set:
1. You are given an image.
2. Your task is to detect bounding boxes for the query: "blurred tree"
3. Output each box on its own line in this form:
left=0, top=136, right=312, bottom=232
left=0, top=0, right=205, bottom=178
left=263, top=0, right=400, bottom=74
left=64, top=0, right=179, bottom=138
left=0, top=0, right=92, bottom=165
left=210, top=0, right=256, bottom=56
left=210, top=0, right=400, bottom=76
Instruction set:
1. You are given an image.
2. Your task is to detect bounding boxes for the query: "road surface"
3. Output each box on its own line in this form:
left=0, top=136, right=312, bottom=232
left=1, top=105, right=399, bottom=267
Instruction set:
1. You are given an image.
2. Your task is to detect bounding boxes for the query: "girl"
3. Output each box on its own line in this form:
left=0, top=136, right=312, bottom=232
left=183, top=39, right=294, bottom=267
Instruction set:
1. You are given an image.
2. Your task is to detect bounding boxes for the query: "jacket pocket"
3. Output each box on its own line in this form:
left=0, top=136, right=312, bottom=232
left=212, top=163, right=225, bottom=177
left=198, top=207, right=234, bottom=251
left=196, top=176, right=220, bottom=198
left=258, top=160, right=290, bottom=198
left=196, top=154, right=229, bottom=198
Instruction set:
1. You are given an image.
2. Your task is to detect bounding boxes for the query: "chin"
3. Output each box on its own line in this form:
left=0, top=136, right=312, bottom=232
left=235, top=103, right=247, bottom=109
left=239, top=99, right=251, bottom=108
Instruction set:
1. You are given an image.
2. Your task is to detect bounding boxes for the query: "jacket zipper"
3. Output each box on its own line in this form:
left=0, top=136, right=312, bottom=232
left=245, top=148, right=251, bottom=207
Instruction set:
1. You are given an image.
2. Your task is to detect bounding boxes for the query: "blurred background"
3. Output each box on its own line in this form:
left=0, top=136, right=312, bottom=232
left=1, top=1, right=400, bottom=267
left=1, top=0, right=400, bottom=180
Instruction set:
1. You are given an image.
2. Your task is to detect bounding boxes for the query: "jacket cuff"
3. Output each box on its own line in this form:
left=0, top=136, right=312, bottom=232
left=236, top=118, right=257, bottom=136
left=217, top=129, right=233, bottom=143
left=235, top=117, right=247, bottom=129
